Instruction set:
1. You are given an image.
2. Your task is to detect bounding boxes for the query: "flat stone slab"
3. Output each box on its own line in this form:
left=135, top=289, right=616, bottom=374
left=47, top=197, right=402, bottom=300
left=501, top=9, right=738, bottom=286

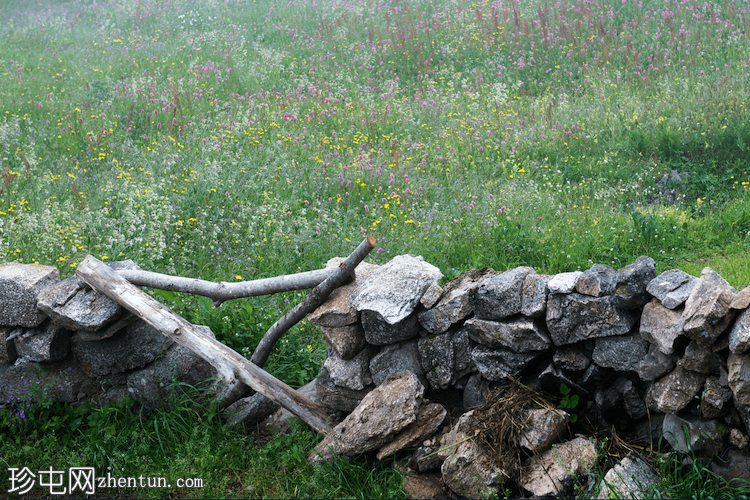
left=310, top=371, right=424, bottom=463
left=546, top=293, right=638, bottom=346
left=361, top=310, right=420, bottom=345
left=465, top=317, right=551, bottom=352
left=351, top=254, right=442, bottom=325
left=519, top=437, right=598, bottom=498
left=596, top=452, right=660, bottom=499
left=0, top=262, right=59, bottom=327
left=647, top=269, right=697, bottom=309
left=471, top=345, right=541, bottom=381
left=309, top=259, right=379, bottom=327
left=376, top=401, right=446, bottom=460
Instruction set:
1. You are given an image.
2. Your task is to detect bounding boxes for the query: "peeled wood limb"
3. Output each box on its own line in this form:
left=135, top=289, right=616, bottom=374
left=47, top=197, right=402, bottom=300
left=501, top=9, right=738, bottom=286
left=76, top=255, right=336, bottom=435
left=116, top=267, right=338, bottom=307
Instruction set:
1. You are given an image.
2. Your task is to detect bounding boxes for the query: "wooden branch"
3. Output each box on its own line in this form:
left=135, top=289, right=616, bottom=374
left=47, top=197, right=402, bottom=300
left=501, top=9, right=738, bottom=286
left=116, top=267, right=339, bottom=307
left=251, top=235, right=377, bottom=368
left=77, top=256, right=336, bottom=435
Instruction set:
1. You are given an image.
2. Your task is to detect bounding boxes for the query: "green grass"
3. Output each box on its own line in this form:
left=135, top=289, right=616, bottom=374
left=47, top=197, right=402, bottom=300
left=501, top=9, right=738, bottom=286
left=1, top=0, right=750, bottom=496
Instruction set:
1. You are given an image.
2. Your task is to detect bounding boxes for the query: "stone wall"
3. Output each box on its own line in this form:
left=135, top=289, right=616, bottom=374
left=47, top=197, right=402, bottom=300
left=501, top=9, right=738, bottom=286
left=309, top=253, right=750, bottom=445
left=0, top=260, right=217, bottom=410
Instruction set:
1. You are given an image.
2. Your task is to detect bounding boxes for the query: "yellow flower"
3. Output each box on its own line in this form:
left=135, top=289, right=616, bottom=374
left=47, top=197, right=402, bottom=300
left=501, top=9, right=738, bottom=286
left=235, top=275, right=242, bottom=280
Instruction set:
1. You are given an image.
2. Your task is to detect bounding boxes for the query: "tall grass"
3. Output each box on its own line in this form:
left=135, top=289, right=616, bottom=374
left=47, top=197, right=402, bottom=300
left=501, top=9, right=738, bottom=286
left=0, top=0, right=749, bottom=497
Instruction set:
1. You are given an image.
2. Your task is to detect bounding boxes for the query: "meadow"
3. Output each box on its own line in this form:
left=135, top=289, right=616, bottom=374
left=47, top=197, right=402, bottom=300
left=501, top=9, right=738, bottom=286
left=1, top=0, right=749, bottom=497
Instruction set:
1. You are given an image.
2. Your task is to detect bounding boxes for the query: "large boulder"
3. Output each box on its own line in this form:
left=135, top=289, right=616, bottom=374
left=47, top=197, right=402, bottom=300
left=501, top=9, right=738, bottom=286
left=0, top=262, right=59, bottom=327
left=351, top=254, right=442, bottom=325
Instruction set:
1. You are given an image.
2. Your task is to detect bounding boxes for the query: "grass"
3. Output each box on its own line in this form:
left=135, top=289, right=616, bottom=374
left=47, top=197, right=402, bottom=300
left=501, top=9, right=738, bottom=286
left=0, top=0, right=749, bottom=496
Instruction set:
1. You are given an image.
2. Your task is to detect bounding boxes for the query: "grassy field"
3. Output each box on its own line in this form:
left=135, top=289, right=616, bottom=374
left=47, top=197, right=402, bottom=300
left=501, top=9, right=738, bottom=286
left=1, top=0, right=749, bottom=497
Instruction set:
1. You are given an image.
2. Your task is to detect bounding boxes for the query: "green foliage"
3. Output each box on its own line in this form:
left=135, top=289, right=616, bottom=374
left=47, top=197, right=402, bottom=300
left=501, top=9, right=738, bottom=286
left=558, top=383, right=579, bottom=423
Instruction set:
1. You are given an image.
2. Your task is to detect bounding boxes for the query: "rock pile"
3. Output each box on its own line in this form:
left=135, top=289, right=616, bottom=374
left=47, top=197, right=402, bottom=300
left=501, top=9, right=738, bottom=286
left=307, top=254, right=750, bottom=497
left=0, top=261, right=218, bottom=410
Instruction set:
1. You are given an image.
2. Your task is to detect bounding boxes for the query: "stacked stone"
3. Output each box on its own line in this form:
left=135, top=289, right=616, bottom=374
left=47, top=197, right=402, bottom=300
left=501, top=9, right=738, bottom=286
left=0, top=261, right=216, bottom=409
left=311, top=254, right=750, bottom=458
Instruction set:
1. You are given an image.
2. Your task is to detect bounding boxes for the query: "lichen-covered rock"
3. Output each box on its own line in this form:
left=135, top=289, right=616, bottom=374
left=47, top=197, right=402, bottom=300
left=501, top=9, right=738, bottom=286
left=310, top=371, right=424, bottom=463
left=596, top=452, right=660, bottom=499
left=418, top=333, right=454, bottom=390
left=592, top=332, right=650, bottom=372
left=729, top=308, right=750, bottom=355
left=470, top=266, right=535, bottom=320
left=646, top=269, right=697, bottom=309
left=1, top=357, right=96, bottom=403
left=418, top=268, right=495, bottom=335
left=646, top=366, right=707, bottom=414
left=0, top=262, right=59, bottom=327
left=464, top=317, right=551, bottom=352
left=611, top=256, right=656, bottom=309
left=546, top=293, right=637, bottom=346
left=309, top=260, right=379, bottom=327
left=576, top=264, right=616, bottom=297
left=518, top=437, right=597, bottom=498
left=14, top=322, right=70, bottom=362
left=701, top=370, right=733, bottom=419
left=351, top=254, right=442, bottom=325
left=639, top=299, right=683, bottom=355
left=320, top=322, right=367, bottom=360
left=681, top=267, right=737, bottom=348
left=728, top=352, right=750, bottom=406
left=521, top=273, right=551, bottom=318
left=369, top=339, right=424, bottom=386
left=419, top=282, right=443, bottom=309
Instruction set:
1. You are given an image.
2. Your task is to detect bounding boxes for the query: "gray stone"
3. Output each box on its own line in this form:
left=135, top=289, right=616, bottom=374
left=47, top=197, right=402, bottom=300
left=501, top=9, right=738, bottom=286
left=310, top=371, right=424, bottom=463
left=539, top=362, right=590, bottom=397
left=518, top=408, right=569, bottom=453
left=14, top=322, right=70, bottom=362
left=0, top=262, right=59, bottom=327
left=701, top=371, right=733, bottom=419
left=0, top=326, right=18, bottom=363
left=730, top=285, right=750, bottom=310
left=546, top=293, right=638, bottom=346
left=728, top=352, right=750, bottom=405
left=221, top=393, right=280, bottom=428
left=420, top=282, right=443, bottom=309
left=710, top=449, right=750, bottom=485
left=681, top=267, right=738, bottom=348
left=0, top=357, right=96, bottom=403
left=72, top=314, right=137, bottom=342
left=464, top=317, right=551, bottom=353
left=322, top=345, right=374, bottom=391
left=376, top=401, right=447, bottom=460
left=413, top=444, right=443, bottom=473
left=93, top=386, right=132, bottom=408
left=452, top=328, right=475, bottom=378
left=646, top=366, right=707, bottom=413
left=463, top=373, right=490, bottom=409
left=315, top=365, right=374, bottom=413
left=418, top=270, right=496, bottom=335
left=38, top=279, right=122, bottom=332
left=521, top=274, right=551, bottom=318
left=662, top=413, right=729, bottom=456
left=418, top=333, right=454, bottom=390
left=730, top=429, right=748, bottom=449
left=438, top=410, right=477, bottom=461
left=471, top=345, right=541, bottom=381
left=320, top=322, right=367, bottom=360
left=71, top=319, right=173, bottom=377
left=592, top=332, right=650, bottom=372
left=519, top=437, right=598, bottom=498
left=596, top=452, right=660, bottom=499
left=635, top=344, right=677, bottom=382
left=309, top=260, right=379, bottom=327
left=548, top=271, right=583, bottom=294
left=351, top=254, right=442, bottom=325
left=361, top=310, right=420, bottom=345
left=596, top=376, right=647, bottom=422
left=678, top=341, right=723, bottom=375
left=553, top=344, right=591, bottom=371
left=576, top=264, right=616, bottom=297
left=640, top=299, right=684, bottom=355
left=734, top=396, right=750, bottom=438
left=369, top=340, right=424, bottom=386
left=441, top=438, right=509, bottom=499
left=126, top=327, right=219, bottom=410
left=611, top=256, right=656, bottom=309
left=260, top=379, right=319, bottom=434
left=646, top=269, right=697, bottom=309
left=470, top=266, right=535, bottom=320
left=580, top=363, right=615, bottom=390
left=617, top=377, right=648, bottom=420
left=729, top=308, right=750, bottom=355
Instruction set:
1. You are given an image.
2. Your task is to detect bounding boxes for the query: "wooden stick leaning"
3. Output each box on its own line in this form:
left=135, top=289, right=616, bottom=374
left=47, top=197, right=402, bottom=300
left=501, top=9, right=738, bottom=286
left=251, top=235, right=377, bottom=368
left=216, top=235, right=378, bottom=410
left=76, top=255, right=337, bottom=435
left=116, top=267, right=338, bottom=308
